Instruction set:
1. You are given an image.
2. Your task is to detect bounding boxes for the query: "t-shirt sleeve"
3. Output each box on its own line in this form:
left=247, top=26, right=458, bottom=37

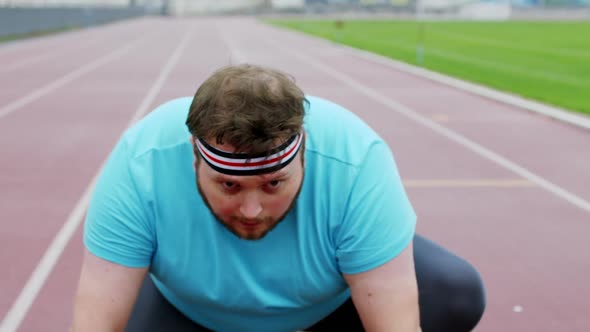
left=83, top=133, right=155, bottom=268
left=335, top=142, right=417, bottom=275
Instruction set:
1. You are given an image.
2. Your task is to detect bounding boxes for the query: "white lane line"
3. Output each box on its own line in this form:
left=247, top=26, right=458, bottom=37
left=127, top=27, right=194, bottom=126
left=0, top=37, right=145, bottom=120
left=269, top=37, right=590, bottom=213
left=404, top=179, right=534, bottom=188
left=0, top=27, right=194, bottom=332
left=0, top=38, right=59, bottom=56
left=270, top=26, right=590, bottom=131
left=430, top=29, right=590, bottom=58
left=0, top=53, right=57, bottom=73
left=0, top=40, right=101, bottom=73
left=216, top=22, right=248, bottom=64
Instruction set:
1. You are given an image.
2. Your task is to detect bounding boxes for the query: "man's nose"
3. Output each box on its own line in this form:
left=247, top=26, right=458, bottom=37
left=239, top=192, right=262, bottom=219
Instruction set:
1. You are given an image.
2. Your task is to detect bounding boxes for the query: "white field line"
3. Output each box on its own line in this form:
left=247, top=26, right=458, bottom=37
left=268, top=36, right=590, bottom=213
left=341, top=31, right=586, bottom=86
left=429, top=29, right=590, bottom=58
left=420, top=44, right=583, bottom=86
left=270, top=26, right=590, bottom=131
left=0, top=27, right=194, bottom=332
left=0, top=37, right=145, bottom=120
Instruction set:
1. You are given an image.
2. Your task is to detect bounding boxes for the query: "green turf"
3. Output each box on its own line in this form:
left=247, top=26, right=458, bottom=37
left=264, top=19, right=590, bottom=116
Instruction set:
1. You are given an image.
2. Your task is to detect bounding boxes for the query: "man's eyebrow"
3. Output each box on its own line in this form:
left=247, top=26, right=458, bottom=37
left=212, top=174, right=241, bottom=182
left=259, top=170, right=290, bottom=180
left=211, top=171, right=289, bottom=182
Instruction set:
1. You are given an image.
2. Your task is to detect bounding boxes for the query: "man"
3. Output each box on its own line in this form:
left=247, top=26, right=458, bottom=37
left=71, top=64, right=485, bottom=332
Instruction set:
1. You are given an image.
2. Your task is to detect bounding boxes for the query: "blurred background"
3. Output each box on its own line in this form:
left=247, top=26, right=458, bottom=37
left=1, top=0, right=589, bottom=36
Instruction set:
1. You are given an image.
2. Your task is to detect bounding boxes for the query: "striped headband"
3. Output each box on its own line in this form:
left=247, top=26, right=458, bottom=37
left=194, top=133, right=303, bottom=176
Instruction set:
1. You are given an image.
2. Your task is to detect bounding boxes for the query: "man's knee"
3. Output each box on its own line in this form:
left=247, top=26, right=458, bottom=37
left=414, top=235, right=486, bottom=331
left=431, top=261, right=486, bottom=330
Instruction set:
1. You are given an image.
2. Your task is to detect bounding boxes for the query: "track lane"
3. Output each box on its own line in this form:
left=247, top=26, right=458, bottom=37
left=0, top=18, right=194, bottom=329
left=213, top=18, right=590, bottom=331
left=0, top=20, right=171, bottom=118
left=1, top=16, right=589, bottom=332
left=14, top=18, right=234, bottom=332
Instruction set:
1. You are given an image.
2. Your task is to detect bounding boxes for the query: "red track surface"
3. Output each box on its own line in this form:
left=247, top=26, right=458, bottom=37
left=1, top=17, right=589, bottom=332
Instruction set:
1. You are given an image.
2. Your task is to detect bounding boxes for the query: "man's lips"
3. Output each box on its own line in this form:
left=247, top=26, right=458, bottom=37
left=239, top=220, right=261, bottom=226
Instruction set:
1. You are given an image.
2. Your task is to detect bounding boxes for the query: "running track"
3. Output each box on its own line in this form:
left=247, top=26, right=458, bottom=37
left=1, top=16, right=589, bottom=332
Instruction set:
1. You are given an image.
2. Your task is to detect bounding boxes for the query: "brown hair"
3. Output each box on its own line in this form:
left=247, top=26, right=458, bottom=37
left=186, top=64, right=307, bottom=155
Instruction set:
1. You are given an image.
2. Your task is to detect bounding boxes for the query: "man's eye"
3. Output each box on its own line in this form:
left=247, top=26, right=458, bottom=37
left=222, top=182, right=237, bottom=189
left=267, top=180, right=282, bottom=188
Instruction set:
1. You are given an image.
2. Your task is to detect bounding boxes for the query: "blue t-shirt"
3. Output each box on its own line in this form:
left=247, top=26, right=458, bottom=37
left=84, top=95, right=417, bottom=332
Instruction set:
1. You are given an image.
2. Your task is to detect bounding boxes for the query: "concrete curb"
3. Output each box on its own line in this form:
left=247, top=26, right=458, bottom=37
left=339, top=44, right=590, bottom=131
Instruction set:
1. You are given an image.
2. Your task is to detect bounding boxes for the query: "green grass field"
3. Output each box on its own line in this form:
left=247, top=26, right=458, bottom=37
left=265, top=19, right=590, bottom=116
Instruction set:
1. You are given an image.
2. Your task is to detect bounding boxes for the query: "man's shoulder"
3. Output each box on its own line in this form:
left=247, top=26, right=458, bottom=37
left=305, top=95, right=358, bottom=121
left=123, top=97, right=193, bottom=158
left=131, top=96, right=192, bottom=135
left=304, top=95, right=384, bottom=167
left=305, top=95, right=381, bottom=140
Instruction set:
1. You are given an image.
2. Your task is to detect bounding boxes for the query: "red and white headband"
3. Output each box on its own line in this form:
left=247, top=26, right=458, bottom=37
left=194, top=133, right=303, bottom=176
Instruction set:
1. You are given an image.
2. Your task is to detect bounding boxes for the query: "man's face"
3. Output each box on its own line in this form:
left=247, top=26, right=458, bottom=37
left=193, top=137, right=305, bottom=240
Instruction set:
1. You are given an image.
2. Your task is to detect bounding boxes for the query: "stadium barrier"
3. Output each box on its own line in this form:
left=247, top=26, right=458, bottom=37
left=0, top=6, right=148, bottom=38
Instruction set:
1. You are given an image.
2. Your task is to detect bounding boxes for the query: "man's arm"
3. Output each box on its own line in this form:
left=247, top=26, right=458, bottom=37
left=71, top=249, right=148, bottom=332
left=343, top=242, right=421, bottom=332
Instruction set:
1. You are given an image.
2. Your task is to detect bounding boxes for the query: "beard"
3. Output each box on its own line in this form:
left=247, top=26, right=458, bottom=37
left=196, top=170, right=305, bottom=241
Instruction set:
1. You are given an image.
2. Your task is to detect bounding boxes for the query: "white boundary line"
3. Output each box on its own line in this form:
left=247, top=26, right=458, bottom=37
left=0, top=37, right=145, bottom=120
left=216, top=22, right=248, bottom=64
left=0, top=27, right=194, bottom=332
left=0, top=39, right=102, bottom=74
left=268, top=36, right=590, bottom=213
left=0, top=34, right=71, bottom=56
left=271, top=25, right=590, bottom=131
left=403, top=179, right=534, bottom=188
left=0, top=53, right=59, bottom=73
